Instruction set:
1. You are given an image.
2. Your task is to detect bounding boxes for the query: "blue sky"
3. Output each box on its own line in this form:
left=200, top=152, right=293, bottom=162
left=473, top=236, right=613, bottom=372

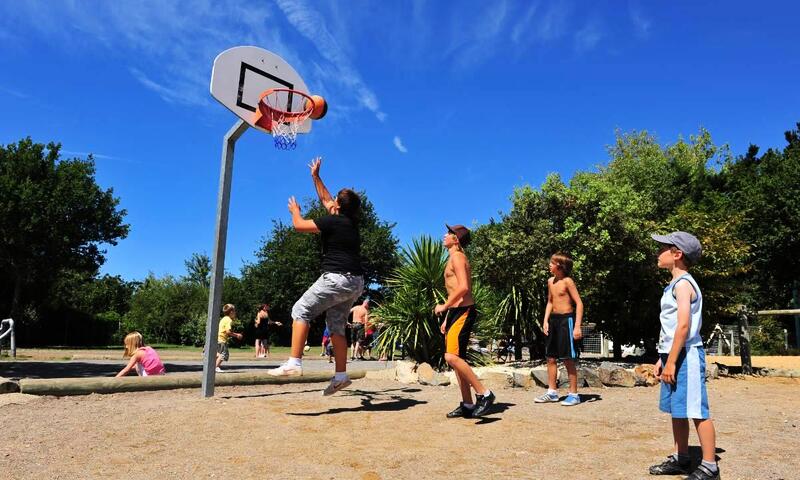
left=1, top=1, right=798, bottom=282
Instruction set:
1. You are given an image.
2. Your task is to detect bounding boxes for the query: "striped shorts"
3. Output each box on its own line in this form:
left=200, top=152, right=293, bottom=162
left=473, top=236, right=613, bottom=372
left=659, top=347, right=710, bottom=419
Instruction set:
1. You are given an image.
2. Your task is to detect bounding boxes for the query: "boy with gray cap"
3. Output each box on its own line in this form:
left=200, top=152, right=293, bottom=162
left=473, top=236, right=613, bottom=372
left=648, top=231, right=719, bottom=480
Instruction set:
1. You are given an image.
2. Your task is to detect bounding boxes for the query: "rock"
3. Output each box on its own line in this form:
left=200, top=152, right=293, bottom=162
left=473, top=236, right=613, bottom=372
left=716, top=363, right=729, bottom=376
left=511, top=370, right=533, bottom=389
left=0, top=377, right=20, bottom=394
left=531, top=367, right=549, bottom=387
left=416, top=362, right=435, bottom=383
left=579, top=366, right=604, bottom=388
left=443, top=370, right=458, bottom=385
left=598, top=362, right=636, bottom=387
left=633, top=364, right=659, bottom=386
left=417, top=363, right=450, bottom=386
left=395, top=360, right=418, bottom=384
left=705, top=363, right=719, bottom=380
left=481, top=371, right=513, bottom=390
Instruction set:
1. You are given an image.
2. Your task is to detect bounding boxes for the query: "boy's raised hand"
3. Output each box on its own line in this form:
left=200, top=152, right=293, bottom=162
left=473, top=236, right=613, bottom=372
left=308, top=157, right=322, bottom=177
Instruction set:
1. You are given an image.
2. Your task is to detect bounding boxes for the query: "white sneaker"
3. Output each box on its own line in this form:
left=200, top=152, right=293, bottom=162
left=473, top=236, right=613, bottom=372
left=215, top=367, right=223, bottom=373
left=323, top=376, right=352, bottom=396
left=267, top=363, right=303, bottom=377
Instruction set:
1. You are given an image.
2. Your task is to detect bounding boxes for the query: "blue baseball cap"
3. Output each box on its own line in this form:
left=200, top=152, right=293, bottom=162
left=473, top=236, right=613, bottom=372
left=651, top=231, right=702, bottom=264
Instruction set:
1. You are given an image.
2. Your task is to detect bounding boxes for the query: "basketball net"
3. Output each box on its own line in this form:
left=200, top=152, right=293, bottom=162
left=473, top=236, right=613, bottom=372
left=254, top=89, right=313, bottom=150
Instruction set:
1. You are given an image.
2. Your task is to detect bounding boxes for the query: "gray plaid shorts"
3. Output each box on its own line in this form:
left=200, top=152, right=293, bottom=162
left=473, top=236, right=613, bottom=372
left=292, top=272, right=364, bottom=337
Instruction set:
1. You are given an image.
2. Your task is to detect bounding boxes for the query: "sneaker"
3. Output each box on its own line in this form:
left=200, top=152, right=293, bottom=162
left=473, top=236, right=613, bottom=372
left=560, top=394, right=580, bottom=406
left=446, top=402, right=474, bottom=419
left=267, top=362, right=303, bottom=377
left=472, top=391, right=496, bottom=417
left=534, top=392, right=559, bottom=403
left=322, top=377, right=352, bottom=396
left=686, top=465, right=720, bottom=480
left=648, top=456, right=690, bottom=475
left=215, top=367, right=223, bottom=373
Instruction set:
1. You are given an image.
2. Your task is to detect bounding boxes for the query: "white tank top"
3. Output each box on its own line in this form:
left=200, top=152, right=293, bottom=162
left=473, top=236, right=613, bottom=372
left=658, top=274, right=703, bottom=353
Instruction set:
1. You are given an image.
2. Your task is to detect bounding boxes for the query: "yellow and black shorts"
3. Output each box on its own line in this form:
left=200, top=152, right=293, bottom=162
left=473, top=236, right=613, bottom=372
left=444, top=305, right=476, bottom=359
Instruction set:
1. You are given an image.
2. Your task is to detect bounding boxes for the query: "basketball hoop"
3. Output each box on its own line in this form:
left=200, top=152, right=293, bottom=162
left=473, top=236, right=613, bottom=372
left=253, top=88, right=314, bottom=150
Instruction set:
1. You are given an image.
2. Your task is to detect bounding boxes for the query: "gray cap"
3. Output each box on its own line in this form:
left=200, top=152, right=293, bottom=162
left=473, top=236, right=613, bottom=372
left=651, top=231, right=702, bottom=264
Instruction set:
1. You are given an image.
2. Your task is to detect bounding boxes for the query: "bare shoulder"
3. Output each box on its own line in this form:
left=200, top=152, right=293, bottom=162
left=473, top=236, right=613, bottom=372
left=564, top=277, right=576, bottom=286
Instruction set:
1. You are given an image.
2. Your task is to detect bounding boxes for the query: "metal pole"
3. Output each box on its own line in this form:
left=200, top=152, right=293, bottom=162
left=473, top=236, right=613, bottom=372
left=201, top=120, right=249, bottom=398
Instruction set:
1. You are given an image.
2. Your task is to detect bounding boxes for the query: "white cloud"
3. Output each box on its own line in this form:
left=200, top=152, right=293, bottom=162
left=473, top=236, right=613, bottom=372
left=0, top=85, right=30, bottom=99
left=574, top=22, right=604, bottom=52
left=61, top=150, right=118, bottom=161
left=393, top=136, right=408, bottom=153
left=628, top=2, right=652, bottom=38
left=275, top=0, right=386, bottom=122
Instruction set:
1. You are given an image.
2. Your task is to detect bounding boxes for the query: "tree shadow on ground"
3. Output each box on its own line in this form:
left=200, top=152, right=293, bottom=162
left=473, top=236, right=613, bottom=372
left=472, top=402, right=516, bottom=425
left=220, top=388, right=324, bottom=399
left=286, top=387, right=426, bottom=416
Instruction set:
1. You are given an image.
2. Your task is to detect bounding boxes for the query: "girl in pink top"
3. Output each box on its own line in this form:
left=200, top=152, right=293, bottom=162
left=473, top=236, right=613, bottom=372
left=115, top=332, right=166, bottom=377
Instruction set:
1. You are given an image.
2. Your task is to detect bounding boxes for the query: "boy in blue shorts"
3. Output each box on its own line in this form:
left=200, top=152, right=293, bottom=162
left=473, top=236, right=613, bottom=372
left=649, top=232, right=719, bottom=480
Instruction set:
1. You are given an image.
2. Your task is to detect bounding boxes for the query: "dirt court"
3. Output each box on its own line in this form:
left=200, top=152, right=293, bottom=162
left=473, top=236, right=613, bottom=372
left=0, top=375, right=797, bottom=480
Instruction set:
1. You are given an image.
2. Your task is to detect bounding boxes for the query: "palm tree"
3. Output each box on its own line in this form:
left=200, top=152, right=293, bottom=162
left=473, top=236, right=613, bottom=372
left=373, top=236, right=497, bottom=368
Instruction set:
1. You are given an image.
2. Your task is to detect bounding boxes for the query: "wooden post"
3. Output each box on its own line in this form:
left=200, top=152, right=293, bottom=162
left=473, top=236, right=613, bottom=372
left=737, top=306, right=753, bottom=375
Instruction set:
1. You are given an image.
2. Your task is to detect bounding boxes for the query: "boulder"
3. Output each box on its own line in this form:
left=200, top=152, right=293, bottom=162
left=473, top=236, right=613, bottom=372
left=598, top=362, right=636, bottom=387
left=481, top=371, right=513, bottom=390
left=416, top=362, right=435, bottom=383
left=0, top=377, right=20, bottom=394
left=417, top=363, right=451, bottom=386
left=633, top=364, right=659, bottom=386
left=531, top=367, right=550, bottom=387
left=705, top=363, right=719, bottom=380
left=511, top=370, right=533, bottom=389
left=395, top=360, right=418, bottom=384
left=579, top=366, right=604, bottom=388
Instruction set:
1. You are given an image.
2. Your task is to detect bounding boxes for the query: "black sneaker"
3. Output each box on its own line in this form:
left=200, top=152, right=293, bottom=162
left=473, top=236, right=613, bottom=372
left=472, top=391, right=496, bottom=417
left=648, top=456, right=690, bottom=475
left=446, top=402, right=474, bottom=419
left=686, top=465, right=720, bottom=480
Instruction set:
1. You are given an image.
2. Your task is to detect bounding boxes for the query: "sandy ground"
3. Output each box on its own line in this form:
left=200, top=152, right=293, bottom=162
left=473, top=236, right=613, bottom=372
left=708, top=355, right=800, bottom=370
left=1, top=376, right=798, bottom=480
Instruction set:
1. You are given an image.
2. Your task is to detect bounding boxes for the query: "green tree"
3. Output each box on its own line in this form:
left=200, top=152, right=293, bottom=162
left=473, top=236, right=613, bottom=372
left=184, top=252, right=211, bottom=289
left=0, top=138, right=129, bottom=342
left=373, top=236, right=495, bottom=368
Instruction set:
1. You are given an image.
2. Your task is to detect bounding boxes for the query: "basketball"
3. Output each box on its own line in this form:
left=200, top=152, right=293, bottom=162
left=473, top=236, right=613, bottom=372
left=306, top=95, right=328, bottom=120
left=303, top=345, right=311, bottom=353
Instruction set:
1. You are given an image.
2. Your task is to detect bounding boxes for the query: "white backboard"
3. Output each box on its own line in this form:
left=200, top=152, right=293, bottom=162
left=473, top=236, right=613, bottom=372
left=210, top=46, right=311, bottom=133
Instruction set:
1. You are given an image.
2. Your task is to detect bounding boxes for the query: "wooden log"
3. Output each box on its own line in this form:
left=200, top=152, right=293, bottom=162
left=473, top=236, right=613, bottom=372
left=19, top=370, right=366, bottom=396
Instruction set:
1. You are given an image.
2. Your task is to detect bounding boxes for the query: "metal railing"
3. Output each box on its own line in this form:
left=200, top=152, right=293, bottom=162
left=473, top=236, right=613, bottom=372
left=0, top=318, right=15, bottom=358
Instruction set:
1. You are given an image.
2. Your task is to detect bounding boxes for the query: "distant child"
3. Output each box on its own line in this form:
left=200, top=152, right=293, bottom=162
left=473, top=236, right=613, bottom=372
left=648, top=232, right=719, bottom=480
left=535, top=252, right=584, bottom=406
left=217, top=303, right=243, bottom=373
left=254, top=304, right=281, bottom=359
left=115, top=332, right=165, bottom=377
left=320, top=326, right=331, bottom=356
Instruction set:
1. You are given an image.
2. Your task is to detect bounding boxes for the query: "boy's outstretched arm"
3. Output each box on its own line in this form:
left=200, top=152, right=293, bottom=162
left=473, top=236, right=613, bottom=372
left=309, top=157, right=337, bottom=214
left=661, top=281, right=693, bottom=384
left=567, top=278, right=584, bottom=339
left=288, top=196, right=321, bottom=233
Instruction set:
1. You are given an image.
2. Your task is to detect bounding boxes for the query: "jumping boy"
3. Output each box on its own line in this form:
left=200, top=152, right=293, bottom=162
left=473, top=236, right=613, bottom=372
left=648, top=232, right=719, bottom=480
left=535, top=252, right=584, bottom=406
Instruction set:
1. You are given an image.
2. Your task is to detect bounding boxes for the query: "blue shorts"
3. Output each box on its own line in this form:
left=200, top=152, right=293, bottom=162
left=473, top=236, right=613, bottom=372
left=659, top=347, right=710, bottom=419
